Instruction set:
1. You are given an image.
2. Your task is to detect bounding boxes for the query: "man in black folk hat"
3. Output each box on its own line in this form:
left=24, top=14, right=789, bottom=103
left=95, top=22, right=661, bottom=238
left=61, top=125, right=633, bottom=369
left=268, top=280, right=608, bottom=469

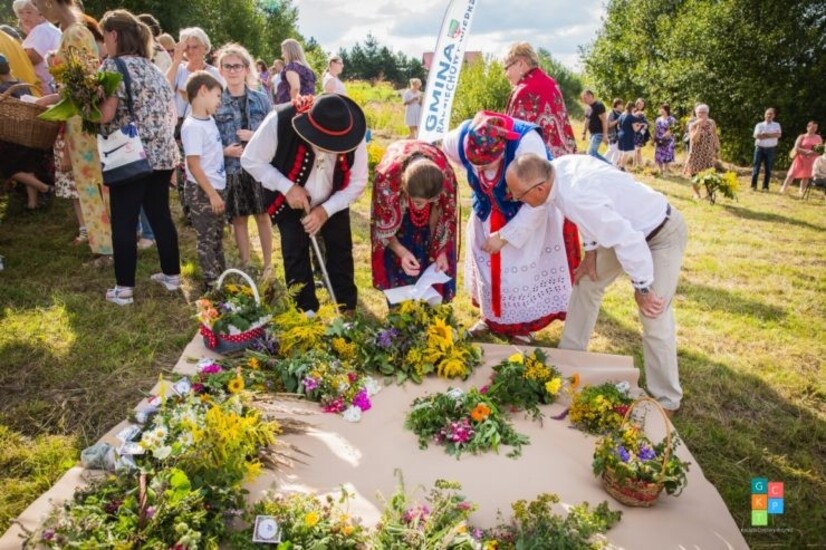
left=242, top=93, right=368, bottom=314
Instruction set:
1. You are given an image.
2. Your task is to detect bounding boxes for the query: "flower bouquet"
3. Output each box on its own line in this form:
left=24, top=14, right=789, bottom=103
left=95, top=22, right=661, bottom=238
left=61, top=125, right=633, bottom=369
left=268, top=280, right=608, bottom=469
left=372, top=474, right=478, bottom=549
left=484, top=350, right=574, bottom=421
left=592, top=397, right=690, bottom=507
left=197, top=269, right=272, bottom=353
left=406, top=387, right=529, bottom=458
left=189, top=357, right=278, bottom=397
left=276, top=349, right=381, bottom=422
left=232, top=490, right=368, bottom=548
left=361, top=300, right=483, bottom=384
left=568, top=381, right=634, bottom=435
left=39, top=46, right=122, bottom=134
left=477, top=493, right=622, bottom=549
left=691, top=168, right=739, bottom=204
left=33, top=469, right=217, bottom=549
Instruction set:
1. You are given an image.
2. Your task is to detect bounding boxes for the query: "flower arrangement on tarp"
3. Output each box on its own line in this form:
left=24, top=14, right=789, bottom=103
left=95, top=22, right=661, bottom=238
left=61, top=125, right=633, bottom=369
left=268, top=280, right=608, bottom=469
left=39, top=46, right=122, bottom=133
left=592, top=398, right=690, bottom=507
left=484, top=350, right=576, bottom=421
left=28, top=381, right=278, bottom=548
left=228, top=490, right=369, bottom=548
left=360, top=300, right=483, bottom=384
left=477, top=493, right=622, bottom=549
left=275, top=348, right=381, bottom=422
left=405, top=387, right=529, bottom=458
left=568, top=381, right=634, bottom=435
left=373, top=475, right=478, bottom=549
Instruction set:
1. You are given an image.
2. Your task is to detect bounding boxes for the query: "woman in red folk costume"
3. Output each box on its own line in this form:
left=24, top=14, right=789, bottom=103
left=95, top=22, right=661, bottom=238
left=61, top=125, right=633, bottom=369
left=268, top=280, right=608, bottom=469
left=371, top=141, right=457, bottom=302
left=443, top=111, right=572, bottom=345
left=504, top=41, right=581, bottom=281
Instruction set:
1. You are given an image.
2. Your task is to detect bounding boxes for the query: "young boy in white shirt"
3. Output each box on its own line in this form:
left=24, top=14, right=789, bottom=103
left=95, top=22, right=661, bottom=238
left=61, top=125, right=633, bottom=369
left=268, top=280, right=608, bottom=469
left=180, top=71, right=226, bottom=287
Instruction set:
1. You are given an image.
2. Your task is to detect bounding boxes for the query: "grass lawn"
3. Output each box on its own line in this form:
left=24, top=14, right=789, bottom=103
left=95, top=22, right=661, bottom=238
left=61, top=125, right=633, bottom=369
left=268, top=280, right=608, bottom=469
left=1, top=126, right=824, bottom=547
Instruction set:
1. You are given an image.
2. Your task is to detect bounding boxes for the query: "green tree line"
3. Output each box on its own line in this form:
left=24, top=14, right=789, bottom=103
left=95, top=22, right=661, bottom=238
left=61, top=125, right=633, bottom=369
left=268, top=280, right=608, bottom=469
left=581, top=0, right=826, bottom=167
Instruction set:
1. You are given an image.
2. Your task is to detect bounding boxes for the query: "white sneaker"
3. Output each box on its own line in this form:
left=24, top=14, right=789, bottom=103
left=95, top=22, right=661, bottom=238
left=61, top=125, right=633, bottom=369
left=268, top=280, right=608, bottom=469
left=150, top=273, right=181, bottom=291
left=137, top=238, right=155, bottom=250
left=106, top=286, right=134, bottom=306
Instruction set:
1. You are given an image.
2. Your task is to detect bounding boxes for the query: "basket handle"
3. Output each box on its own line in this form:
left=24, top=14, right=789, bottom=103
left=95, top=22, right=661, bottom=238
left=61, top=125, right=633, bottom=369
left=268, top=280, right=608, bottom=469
left=0, top=83, right=35, bottom=102
left=618, top=396, right=672, bottom=481
left=215, top=268, right=261, bottom=305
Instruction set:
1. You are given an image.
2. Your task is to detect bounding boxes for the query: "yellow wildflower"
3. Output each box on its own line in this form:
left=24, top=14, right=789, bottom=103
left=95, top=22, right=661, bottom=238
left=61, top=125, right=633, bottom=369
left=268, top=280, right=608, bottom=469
left=524, top=358, right=551, bottom=381
left=484, top=541, right=498, bottom=550
left=507, top=352, right=524, bottom=364
left=331, top=337, right=357, bottom=360
left=545, top=378, right=562, bottom=395
left=438, top=351, right=467, bottom=379
left=304, top=511, right=320, bottom=527
left=247, top=357, right=261, bottom=370
left=399, top=300, right=419, bottom=316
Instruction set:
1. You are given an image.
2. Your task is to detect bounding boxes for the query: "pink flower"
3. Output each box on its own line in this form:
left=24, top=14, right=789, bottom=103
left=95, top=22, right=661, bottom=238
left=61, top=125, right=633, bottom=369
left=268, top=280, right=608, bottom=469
left=200, top=363, right=223, bottom=375
left=352, top=389, right=371, bottom=411
left=322, top=397, right=346, bottom=414
left=191, top=383, right=205, bottom=394
left=480, top=385, right=490, bottom=394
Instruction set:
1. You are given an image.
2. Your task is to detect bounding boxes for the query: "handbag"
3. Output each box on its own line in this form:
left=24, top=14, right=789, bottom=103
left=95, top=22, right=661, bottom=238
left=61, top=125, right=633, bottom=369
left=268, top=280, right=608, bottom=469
left=98, top=57, right=152, bottom=186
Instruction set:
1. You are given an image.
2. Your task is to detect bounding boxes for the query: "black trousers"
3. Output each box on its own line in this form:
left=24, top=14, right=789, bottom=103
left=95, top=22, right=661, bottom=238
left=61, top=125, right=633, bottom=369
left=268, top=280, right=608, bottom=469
left=109, top=170, right=180, bottom=287
left=276, top=206, right=357, bottom=312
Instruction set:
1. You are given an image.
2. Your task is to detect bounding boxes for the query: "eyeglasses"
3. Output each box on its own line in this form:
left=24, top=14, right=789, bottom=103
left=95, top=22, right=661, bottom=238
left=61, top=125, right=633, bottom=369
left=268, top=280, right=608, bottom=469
left=509, top=179, right=545, bottom=201
left=221, top=63, right=246, bottom=72
left=504, top=59, right=518, bottom=71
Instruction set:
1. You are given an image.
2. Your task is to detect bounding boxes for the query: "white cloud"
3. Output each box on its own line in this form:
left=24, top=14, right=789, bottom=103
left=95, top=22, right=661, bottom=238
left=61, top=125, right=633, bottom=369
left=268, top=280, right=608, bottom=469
left=294, top=0, right=605, bottom=70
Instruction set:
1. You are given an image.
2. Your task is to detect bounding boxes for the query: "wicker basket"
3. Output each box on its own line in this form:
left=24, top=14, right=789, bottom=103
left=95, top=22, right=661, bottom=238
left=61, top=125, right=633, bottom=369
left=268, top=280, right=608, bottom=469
left=200, top=269, right=271, bottom=354
left=0, top=83, right=59, bottom=150
left=601, top=397, right=672, bottom=507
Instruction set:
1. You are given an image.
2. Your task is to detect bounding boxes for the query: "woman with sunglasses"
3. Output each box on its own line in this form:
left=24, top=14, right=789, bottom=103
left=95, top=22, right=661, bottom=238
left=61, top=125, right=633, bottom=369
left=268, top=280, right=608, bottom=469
left=214, top=43, right=274, bottom=278
left=371, top=140, right=458, bottom=302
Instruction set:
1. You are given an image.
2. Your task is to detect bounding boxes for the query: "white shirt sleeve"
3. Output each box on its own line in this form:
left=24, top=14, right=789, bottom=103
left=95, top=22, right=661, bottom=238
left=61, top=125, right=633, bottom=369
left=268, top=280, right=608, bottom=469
left=181, top=122, right=204, bottom=157
left=241, top=111, right=294, bottom=194
left=441, top=126, right=463, bottom=166
left=565, top=190, right=654, bottom=288
left=753, top=123, right=763, bottom=139
left=321, top=140, right=368, bottom=217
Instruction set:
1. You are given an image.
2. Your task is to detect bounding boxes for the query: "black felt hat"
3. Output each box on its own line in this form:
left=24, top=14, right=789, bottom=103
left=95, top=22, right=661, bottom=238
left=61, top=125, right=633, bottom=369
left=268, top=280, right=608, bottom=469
left=292, top=93, right=366, bottom=153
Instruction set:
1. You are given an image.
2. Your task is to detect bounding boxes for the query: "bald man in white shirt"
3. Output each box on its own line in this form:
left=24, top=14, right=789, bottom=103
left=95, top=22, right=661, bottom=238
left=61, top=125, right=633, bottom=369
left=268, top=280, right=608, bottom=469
left=496, top=153, right=688, bottom=413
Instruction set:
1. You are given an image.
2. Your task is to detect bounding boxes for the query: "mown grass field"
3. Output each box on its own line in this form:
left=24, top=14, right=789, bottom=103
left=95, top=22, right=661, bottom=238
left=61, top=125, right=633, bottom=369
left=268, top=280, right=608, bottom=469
left=0, top=105, right=824, bottom=548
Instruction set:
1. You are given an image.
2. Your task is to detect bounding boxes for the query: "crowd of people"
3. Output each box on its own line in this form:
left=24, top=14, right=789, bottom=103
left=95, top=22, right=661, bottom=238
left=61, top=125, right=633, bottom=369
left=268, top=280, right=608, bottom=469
left=1, top=2, right=823, bottom=414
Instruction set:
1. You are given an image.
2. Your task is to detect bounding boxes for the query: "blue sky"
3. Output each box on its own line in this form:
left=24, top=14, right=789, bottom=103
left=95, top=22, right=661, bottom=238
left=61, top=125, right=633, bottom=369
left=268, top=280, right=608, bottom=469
left=295, top=0, right=606, bottom=70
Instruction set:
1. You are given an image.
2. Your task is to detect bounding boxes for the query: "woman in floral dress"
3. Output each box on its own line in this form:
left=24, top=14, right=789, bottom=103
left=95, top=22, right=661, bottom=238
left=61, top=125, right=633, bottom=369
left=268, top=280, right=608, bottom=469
left=654, top=104, right=677, bottom=173
left=35, top=0, right=112, bottom=256
left=683, top=104, right=720, bottom=199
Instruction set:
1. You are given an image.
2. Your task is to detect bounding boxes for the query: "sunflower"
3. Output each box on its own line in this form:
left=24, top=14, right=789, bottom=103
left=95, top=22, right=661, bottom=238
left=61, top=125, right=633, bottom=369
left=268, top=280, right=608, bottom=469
left=427, top=317, right=454, bottom=350
left=437, top=354, right=467, bottom=378
left=227, top=375, right=245, bottom=394
left=569, top=372, right=581, bottom=391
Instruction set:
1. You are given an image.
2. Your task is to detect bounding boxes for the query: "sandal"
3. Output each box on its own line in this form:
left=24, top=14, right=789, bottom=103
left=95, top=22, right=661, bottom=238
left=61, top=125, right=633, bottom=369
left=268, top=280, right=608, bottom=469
left=71, top=228, right=88, bottom=246
left=150, top=272, right=181, bottom=291
left=105, top=286, right=134, bottom=306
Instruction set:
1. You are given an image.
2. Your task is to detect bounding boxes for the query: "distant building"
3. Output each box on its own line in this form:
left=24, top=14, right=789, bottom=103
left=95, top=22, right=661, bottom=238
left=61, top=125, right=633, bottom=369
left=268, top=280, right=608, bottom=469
left=422, top=50, right=483, bottom=70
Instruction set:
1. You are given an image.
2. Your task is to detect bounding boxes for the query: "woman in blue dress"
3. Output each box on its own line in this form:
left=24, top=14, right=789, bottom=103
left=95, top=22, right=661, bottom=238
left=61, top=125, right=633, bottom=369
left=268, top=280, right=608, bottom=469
left=617, top=102, right=639, bottom=169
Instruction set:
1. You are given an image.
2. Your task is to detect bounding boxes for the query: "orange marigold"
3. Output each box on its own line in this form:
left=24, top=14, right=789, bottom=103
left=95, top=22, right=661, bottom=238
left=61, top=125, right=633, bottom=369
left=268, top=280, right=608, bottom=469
left=470, top=403, right=491, bottom=422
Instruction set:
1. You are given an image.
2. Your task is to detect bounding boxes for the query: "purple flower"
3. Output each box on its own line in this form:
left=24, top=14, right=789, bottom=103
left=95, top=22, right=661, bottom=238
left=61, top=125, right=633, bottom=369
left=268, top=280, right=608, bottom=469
left=42, top=529, right=55, bottom=541
left=617, top=445, right=631, bottom=463
left=191, top=383, right=205, bottom=394
left=471, top=527, right=483, bottom=540
left=145, top=506, right=155, bottom=519
left=638, top=445, right=657, bottom=462
left=302, top=377, right=319, bottom=391
left=352, top=388, right=372, bottom=411
left=480, top=385, right=490, bottom=394
left=201, top=363, right=223, bottom=375
left=377, top=328, right=399, bottom=349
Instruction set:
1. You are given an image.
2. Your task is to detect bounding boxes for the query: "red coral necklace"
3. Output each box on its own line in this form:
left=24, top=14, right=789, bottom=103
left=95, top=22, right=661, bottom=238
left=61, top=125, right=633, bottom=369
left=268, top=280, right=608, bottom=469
left=407, top=198, right=431, bottom=228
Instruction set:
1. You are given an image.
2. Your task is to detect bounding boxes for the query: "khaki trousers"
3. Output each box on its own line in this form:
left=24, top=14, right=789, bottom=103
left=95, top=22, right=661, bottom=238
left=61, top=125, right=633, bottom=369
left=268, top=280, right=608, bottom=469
left=560, top=209, right=688, bottom=410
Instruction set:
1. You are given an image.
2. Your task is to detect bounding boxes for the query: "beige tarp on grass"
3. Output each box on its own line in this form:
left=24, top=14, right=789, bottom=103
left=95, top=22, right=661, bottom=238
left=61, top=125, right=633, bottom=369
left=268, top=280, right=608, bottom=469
left=1, top=336, right=748, bottom=550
